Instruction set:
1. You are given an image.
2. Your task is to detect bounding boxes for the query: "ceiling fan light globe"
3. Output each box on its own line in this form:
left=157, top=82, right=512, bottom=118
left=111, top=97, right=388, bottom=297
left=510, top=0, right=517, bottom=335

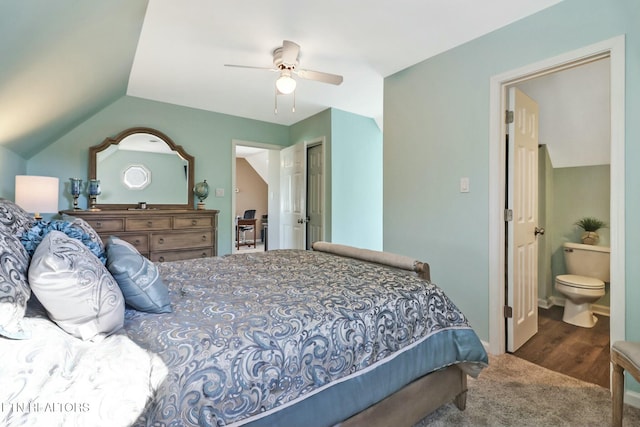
left=276, top=75, right=296, bottom=94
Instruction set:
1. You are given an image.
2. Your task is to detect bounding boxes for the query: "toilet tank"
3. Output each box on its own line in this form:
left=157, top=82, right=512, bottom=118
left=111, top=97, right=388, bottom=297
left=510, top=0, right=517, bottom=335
left=563, top=242, right=610, bottom=282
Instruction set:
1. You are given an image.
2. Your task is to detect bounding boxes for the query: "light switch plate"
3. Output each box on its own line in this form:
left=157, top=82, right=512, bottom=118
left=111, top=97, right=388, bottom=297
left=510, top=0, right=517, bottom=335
left=460, top=177, right=470, bottom=193
left=215, top=188, right=224, bottom=197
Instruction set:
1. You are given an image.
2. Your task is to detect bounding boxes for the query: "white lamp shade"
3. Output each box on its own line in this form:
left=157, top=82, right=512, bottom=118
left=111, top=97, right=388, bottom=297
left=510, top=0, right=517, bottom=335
left=276, top=74, right=297, bottom=94
left=15, top=175, right=60, bottom=217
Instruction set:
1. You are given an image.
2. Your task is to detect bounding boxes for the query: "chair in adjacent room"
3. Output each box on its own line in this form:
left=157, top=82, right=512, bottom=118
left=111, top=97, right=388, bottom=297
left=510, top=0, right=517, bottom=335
left=611, top=341, right=640, bottom=426
left=237, top=209, right=256, bottom=248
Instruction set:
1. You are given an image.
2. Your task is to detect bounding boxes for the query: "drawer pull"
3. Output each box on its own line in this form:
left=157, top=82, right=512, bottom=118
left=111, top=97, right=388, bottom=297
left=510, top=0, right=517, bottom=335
left=134, top=239, right=140, bottom=246
left=201, top=252, right=207, bottom=258
left=191, top=219, right=198, bottom=226
left=95, top=221, right=102, bottom=228
left=201, top=235, right=207, bottom=241
left=158, top=256, right=165, bottom=262
left=147, top=221, right=153, bottom=227
left=158, top=238, right=164, bottom=244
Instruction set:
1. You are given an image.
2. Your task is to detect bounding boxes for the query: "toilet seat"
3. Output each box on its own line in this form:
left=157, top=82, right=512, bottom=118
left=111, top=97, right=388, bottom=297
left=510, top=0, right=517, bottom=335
left=556, top=274, right=605, bottom=290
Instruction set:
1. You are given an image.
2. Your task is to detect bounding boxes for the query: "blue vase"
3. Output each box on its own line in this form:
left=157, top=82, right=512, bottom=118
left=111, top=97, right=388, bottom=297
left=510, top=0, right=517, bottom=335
left=88, top=179, right=101, bottom=196
left=88, top=179, right=101, bottom=211
left=69, top=178, right=82, bottom=210
left=69, top=178, right=82, bottom=196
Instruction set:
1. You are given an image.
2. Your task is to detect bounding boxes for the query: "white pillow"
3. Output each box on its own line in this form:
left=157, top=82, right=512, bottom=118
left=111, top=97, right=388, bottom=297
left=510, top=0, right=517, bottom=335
left=28, top=231, right=125, bottom=341
left=0, top=230, right=32, bottom=339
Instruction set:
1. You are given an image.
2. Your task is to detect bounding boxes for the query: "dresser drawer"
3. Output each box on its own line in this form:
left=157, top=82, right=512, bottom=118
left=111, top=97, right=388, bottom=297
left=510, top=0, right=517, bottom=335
left=126, top=217, right=172, bottom=231
left=150, top=230, right=213, bottom=251
left=150, top=248, right=213, bottom=263
left=116, top=234, right=149, bottom=253
left=87, top=218, right=124, bottom=233
left=174, top=216, right=214, bottom=229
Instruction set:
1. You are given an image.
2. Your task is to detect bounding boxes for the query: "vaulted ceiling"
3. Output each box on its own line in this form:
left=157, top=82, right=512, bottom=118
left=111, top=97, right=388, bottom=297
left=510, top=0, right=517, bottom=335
left=1, top=0, right=564, bottom=159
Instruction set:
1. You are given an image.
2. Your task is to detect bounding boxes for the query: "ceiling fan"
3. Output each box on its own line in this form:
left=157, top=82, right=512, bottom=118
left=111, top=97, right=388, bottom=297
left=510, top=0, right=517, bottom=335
left=225, top=40, right=343, bottom=96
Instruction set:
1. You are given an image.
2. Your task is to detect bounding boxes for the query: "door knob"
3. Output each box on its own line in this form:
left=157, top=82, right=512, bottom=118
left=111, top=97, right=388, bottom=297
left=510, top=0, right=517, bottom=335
left=535, top=226, right=545, bottom=236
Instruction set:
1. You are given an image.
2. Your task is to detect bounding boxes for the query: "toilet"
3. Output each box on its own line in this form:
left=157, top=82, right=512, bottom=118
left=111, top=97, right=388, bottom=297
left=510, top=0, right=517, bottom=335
left=555, top=242, right=610, bottom=328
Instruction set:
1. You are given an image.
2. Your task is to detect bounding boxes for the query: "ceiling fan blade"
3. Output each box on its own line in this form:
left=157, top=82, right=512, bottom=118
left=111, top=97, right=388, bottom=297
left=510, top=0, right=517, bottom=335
left=296, top=69, right=343, bottom=85
left=281, top=40, right=300, bottom=65
left=224, top=64, right=276, bottom=71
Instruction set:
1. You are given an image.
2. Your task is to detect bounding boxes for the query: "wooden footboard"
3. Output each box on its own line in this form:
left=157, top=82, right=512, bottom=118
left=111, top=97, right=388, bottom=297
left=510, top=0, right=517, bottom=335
left=336, top=365, right=467, bottom=427
left=311, top=241, right=431, bottom=282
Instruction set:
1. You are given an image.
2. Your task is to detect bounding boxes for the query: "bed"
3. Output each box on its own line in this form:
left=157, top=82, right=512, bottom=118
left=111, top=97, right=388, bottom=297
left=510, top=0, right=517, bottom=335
left=0, top=198, right=488, bottom=426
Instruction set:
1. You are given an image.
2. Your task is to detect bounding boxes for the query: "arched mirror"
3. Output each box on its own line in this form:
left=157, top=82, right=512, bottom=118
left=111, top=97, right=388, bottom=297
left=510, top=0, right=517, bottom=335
left=89, top=127, right=194, bottom=209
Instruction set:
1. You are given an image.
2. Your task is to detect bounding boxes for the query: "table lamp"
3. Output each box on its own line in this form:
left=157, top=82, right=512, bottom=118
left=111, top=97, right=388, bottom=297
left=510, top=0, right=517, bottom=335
left=15, top=175, right=60, bottom=219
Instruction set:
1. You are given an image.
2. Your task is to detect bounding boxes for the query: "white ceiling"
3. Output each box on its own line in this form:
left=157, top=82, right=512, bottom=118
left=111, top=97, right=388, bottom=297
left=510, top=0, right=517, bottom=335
left=515, top=57, right=610, bottom=168
left=127, top=0, right=563, bottom=128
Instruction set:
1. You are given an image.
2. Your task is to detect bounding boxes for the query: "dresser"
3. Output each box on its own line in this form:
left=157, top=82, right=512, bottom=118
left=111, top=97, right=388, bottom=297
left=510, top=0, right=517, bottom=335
left=61, top=209, right=218, bottom=262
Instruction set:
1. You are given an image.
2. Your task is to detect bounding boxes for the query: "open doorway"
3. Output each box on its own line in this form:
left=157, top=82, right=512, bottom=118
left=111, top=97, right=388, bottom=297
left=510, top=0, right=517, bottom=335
left=232, top=140, right=282, bottom=253
left=488, top=36, right=625, bottom=372
left=504, top=57, right=612, bottom=387
left=232, top=138, right=326, bottom=253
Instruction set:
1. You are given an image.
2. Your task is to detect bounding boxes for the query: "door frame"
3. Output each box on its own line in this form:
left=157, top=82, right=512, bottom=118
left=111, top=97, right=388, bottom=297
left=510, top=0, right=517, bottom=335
left=305, top=137, right=326, bottom=249
left=231, top=139, right=283, bottom=251
left=488, top=36, right=626, bottom=355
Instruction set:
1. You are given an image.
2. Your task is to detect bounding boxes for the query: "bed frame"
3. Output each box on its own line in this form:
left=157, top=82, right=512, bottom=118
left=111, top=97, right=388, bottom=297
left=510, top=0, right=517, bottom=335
left=309, top=243, right=467, bottom=427
left=339, top=365, right=467, bottom=427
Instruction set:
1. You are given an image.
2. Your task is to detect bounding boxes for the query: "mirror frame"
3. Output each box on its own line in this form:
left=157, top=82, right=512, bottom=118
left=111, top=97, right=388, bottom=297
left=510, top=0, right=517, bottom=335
left=89, top=127, right=195, bottom=210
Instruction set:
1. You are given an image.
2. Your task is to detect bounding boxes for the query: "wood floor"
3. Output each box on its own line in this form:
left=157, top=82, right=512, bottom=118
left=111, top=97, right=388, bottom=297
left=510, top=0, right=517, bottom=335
left=512, top=306, right=610, bottom=389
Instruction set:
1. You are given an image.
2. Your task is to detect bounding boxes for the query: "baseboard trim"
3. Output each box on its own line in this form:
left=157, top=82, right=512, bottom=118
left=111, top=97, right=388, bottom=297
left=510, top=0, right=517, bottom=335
left=537, top=298, right=553, bottom=309
left=625, top=390, right=640, bottom=410
left=544, top=296, right=610, bottom=317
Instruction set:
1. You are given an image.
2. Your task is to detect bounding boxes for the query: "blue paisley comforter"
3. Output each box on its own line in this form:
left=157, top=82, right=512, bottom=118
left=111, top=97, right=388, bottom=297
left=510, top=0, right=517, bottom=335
left=126, top=249, right=487, bottom=427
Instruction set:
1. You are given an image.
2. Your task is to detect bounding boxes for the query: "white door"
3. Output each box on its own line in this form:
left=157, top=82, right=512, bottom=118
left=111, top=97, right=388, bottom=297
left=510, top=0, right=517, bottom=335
left=306, top=143, right=324, bottom=249
left=507, top=87, right=540, bottom=352
left=280, top=142, right=306, bottom=249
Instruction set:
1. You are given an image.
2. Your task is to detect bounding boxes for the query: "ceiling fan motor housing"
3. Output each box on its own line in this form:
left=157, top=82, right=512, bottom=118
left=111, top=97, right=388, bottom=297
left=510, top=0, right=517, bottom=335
left=273, top=47, right=298, bottom=70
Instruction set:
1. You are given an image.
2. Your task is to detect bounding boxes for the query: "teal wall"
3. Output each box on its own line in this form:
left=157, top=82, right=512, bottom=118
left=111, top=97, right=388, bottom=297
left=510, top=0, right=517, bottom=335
left=0, top=145, right=26, bottom=199
left=537, top=148, right=611, bottom=308
left=289, top=108, right=383, bottom=249
left=290, top=109, right=333, bottom=242
left=331, top=109, right=382, bottom=249
left=383, top=0, right=639, bottom=342
left=27, top=96, right=290, bottom=255
left=551, top=165, right=611, bottom=305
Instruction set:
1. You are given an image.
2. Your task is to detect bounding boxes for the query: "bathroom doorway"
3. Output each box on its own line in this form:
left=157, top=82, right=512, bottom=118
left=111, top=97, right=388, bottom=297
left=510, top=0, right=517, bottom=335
left=503, top=54, right=613, bottom=385
left=489, top=36, right=625, bottom=388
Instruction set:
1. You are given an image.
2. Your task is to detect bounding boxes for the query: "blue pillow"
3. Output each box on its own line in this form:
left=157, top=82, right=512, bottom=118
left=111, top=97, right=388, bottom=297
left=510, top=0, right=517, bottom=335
left=21, top=220, right=106, bottom=264
left=106, top=236, right=172, bottom=314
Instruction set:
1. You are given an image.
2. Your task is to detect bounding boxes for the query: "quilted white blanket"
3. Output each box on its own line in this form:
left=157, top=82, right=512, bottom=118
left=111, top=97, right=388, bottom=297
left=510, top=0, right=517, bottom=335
left=0, top=316, right=166, bottom=427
